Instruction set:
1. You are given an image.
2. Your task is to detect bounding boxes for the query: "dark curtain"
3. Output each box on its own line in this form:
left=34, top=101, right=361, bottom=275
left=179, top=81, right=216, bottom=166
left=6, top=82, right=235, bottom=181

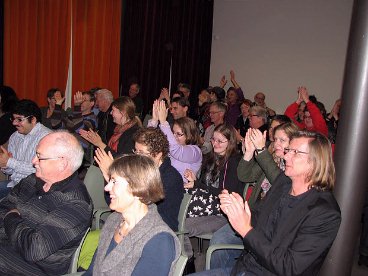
left=0, top=0, right=3, bottom=85
left=120, top=0, right=214, bottom=115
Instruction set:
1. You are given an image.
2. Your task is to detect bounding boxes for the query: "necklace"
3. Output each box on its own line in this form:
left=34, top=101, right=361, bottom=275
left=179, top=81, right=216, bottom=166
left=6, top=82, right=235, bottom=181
left=118, top=220, right=125, bottom=237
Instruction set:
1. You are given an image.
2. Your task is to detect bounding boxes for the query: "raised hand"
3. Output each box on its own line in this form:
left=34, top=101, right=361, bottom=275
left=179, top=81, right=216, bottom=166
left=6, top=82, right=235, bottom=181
left=94, top=147, right=114, bottom=182
left=54, top=91, right=65, bottom=106
left=220, top=75, right=227, bottom=88
left=159, top=88, right=170, bottom=102
left=242, top=128, right=256, bottom=160
left=152, top=100, right=160, bottom=122
left=298, top=86, right=309, bottom=103
left=157, top=99, right=168, bottom=123
left=250, top=128, right=266, bottom=150
left=74, top=91, right=83, bottom=106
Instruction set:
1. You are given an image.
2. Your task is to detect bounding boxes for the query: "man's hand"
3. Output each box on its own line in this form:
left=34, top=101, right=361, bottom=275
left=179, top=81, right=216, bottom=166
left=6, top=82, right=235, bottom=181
left=220, top=191, right=252, bottom=238
left=74, top=91, right=83, bottom=106
left=220, top=75, right=227, bottom=88
left=54, top=91, right=65, bottom=106
left=0, top=146, right=11, bottom=168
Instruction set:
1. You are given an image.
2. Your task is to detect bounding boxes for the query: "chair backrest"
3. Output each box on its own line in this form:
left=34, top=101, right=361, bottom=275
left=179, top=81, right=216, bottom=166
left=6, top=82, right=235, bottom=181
left=84, top=165, right=109, bottom=210
left=173, top=254, right=188, bottom=276
left=68, top=227, right=90, bottom=273
left=177, top=193, right=192, bottom=233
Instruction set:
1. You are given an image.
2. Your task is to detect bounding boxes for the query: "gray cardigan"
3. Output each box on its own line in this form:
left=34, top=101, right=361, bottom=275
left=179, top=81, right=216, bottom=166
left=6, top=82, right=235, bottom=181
left=92, top=204, right=180, bottom=276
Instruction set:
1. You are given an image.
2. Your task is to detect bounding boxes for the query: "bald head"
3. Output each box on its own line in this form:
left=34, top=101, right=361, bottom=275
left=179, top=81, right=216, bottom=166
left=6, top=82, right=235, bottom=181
left=254, top=92, right=266, bottom=107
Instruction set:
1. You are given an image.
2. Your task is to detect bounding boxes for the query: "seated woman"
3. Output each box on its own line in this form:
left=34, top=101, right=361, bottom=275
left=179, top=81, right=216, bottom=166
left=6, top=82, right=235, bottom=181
left=148, top=99, right=202, bottom=183
left=133, top=127, right=184, bottom=231
left=183, top=123, right=244, bottom=259
left=85, top=154, right=180, bottom=275
left=40, top=88, right=66, bottom=129
left=285, top=86, right=328, bottom=136
left=80, top=96, right=141, bottom=156
left=209, top=122, right=299, bottom=269
left=198, top=131, right=341, bottom=276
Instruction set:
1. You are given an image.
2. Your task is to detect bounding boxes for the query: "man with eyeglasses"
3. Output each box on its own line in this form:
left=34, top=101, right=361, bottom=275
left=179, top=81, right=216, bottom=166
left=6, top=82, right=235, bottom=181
left=0, top=131, right=92, bottom=276
left=201, top=101, right=227, bottom=154
left=0, top=99, right=51, bottom=199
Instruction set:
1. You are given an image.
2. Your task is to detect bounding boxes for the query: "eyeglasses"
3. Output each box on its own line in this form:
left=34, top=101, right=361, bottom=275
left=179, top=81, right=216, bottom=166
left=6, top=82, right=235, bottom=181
left=11, top=116, right=32, bottom=123
left=211, top=137, right=228, bottom=144
left=132, top=149, right=151, bottom=156
left=173, top=132, right=185, bottom=138
left=209, top=111, right=221, bottom=115
left=283, top=148, right=309, bottom=155
left=248, top=114, right=259, bottom=119
left=35, top=152, right=63, bottom=161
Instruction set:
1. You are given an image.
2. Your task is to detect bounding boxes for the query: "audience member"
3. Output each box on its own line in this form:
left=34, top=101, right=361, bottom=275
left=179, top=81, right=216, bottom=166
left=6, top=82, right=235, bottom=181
left=40, top=88, right=65, bottom=129
left=95, top=89, right=116, bottom=144
left=197, top=88, right=212, bottom=131
left=85, top=155, right=180, bottom=275
left=183, top=124, right=244, bottom=261
left=128, top=82, right=143, bottom=118
left=170, top=96, right=190, bottom=120
left=199, top=131, right=341, bottom=276
left=0, top=131, right=93, bottom=276
left=285, top=86, right=328, bottom=136
left=223, top=71, right=245, bottom=126
left=267, top=114, right=291, bottom=153
left=0, top=86, right=18, bottom=145
left=201, top=101, right=227, bottom=154
left=253, top=92, right=276, bottom=117
left=209, top=122, right=299, bottom=269
left=0, top=100, right=51, bottom=198
left=234, top=99, right=252, bottom=143
left=148, top=100, right=202, bottom=183
left=248, top=105, right=269, bottom=140
left=210, top=87, right=226, bottom=103
left=326, top=98, right=341, bottom=144
left=80, top=96, right=141, bottom=156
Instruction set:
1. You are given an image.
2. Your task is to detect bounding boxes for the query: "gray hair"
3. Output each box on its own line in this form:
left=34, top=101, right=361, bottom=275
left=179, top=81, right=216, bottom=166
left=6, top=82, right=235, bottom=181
left=96, top=89, right=114, bottom=104
left=52, top=131, right=84, bottom=172
left=250, top=105, right=268, bottom=123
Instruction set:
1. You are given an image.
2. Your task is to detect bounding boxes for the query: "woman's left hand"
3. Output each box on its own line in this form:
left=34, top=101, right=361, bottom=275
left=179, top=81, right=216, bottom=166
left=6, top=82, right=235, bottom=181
left=80, top=129, right=106, bottom=149
left=157, top=100, right=168, bottom=123
left=250, top=128, right=266, bottom=150
left=221, top=192, right=252, bottom=238
left=94, top=148, right=114, bottom=182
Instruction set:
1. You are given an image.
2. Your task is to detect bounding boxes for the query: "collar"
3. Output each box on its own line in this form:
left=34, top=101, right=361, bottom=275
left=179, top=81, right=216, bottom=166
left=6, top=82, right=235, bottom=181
left=35, top=171, right=79, bottom=194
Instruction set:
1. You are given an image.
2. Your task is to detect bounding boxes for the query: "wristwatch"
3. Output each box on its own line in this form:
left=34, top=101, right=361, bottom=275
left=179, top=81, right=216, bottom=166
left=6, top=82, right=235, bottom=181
left=255, top=147, right=266, bottom=155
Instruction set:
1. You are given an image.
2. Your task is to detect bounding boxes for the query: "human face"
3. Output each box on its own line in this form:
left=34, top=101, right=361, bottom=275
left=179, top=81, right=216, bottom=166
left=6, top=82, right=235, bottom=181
left=12, top=113, right=36, bottom=135
left=254, top=93, right=265, bottom=107
left=284, top=137, right=311, bottom=181
left=172, top=124, right=186, bottom=145
left=273, top=130, right=290, bottom=158
left=80, top=94, right=94, bottom=114
left=170, top=102, right=187, bottom=119
left=32, top=138, right=63, bottom=183
left=47, top=95, right=57, bottom=109
left=198, top=90, right=210, bottom=105
left=128, top=84, right=139, bottom=98
left=248, top=113, right=263, bottom=129
left=298, top=102, right=306, bottom=121
left=209, top=106, right=224, bottom=126
left=226, top=90, right=238, bottom=105
left=211, top=131, right=228, bottom=156
left=105, top=173, right=135, bottom=213
left=95, top=94, right=110, bottom=112
left=303, top=111, right=313, bottom=128
left=111, top=105, right=127, bottom=126
left=134, top=142, right=162, bottom=165
left=268, top=120, right=281, bottom=142
left=240, top=103, right=250, bottom=118
left=178, top=87, right=190, bottom=98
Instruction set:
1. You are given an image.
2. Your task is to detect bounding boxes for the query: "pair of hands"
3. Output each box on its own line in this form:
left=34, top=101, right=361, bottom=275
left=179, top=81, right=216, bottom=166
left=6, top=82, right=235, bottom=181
left=158, top=88, right=170, bottom=102
left=242, top=128, right=267, bottom=161
left=296, top=86, right=310, bottom=104
left=220, top=189, right=252, bottom=238
left=53, top=91, right=65, bottom=106
left=79, top=129, right=106, bottom=149
left=220, top=70, right=237, bottom=88
left=152, top=99, right=168, bottom=123
left=0, top=146, right=12, bottom=168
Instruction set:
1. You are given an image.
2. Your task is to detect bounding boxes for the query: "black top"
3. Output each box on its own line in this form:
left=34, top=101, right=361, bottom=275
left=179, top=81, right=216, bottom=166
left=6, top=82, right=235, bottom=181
left=157, top=157, right=184, bottom=231
left=97, top=105, right=116, bottom=144
left=0, top=113, right=16, bottom=145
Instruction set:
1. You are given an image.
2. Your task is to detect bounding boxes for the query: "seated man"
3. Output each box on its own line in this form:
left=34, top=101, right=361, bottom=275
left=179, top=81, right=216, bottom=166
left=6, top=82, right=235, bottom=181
left=0, top=99, right=51, bottom=198
left=0, top=131, right=93, bottom=276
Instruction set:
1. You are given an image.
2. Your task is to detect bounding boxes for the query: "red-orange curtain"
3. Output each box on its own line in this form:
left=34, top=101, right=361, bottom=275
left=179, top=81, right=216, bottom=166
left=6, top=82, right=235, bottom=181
left=3, top=0, right=71, bottom=106
left=72, top=0, right=121, bottom=99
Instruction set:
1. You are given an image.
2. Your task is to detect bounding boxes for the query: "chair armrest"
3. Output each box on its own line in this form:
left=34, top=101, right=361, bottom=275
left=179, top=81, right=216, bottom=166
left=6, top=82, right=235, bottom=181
left=205, top=244, right=244, bottom=270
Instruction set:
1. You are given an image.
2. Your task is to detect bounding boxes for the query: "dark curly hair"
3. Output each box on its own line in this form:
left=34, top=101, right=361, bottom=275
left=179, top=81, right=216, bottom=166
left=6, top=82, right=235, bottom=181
left=133, top=127, right=170, bottom=161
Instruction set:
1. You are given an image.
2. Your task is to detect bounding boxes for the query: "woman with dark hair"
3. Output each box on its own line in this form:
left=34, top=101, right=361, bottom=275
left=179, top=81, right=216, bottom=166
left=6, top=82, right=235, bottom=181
left=183, top=123, right=244, bottom=260
left=148, top=100, right=202, bottom=183
left=80, top=96, right=141, bottom=156
left=0, top=86, right=18, bottom=145
left=85, top=154, right=180, bottom=275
